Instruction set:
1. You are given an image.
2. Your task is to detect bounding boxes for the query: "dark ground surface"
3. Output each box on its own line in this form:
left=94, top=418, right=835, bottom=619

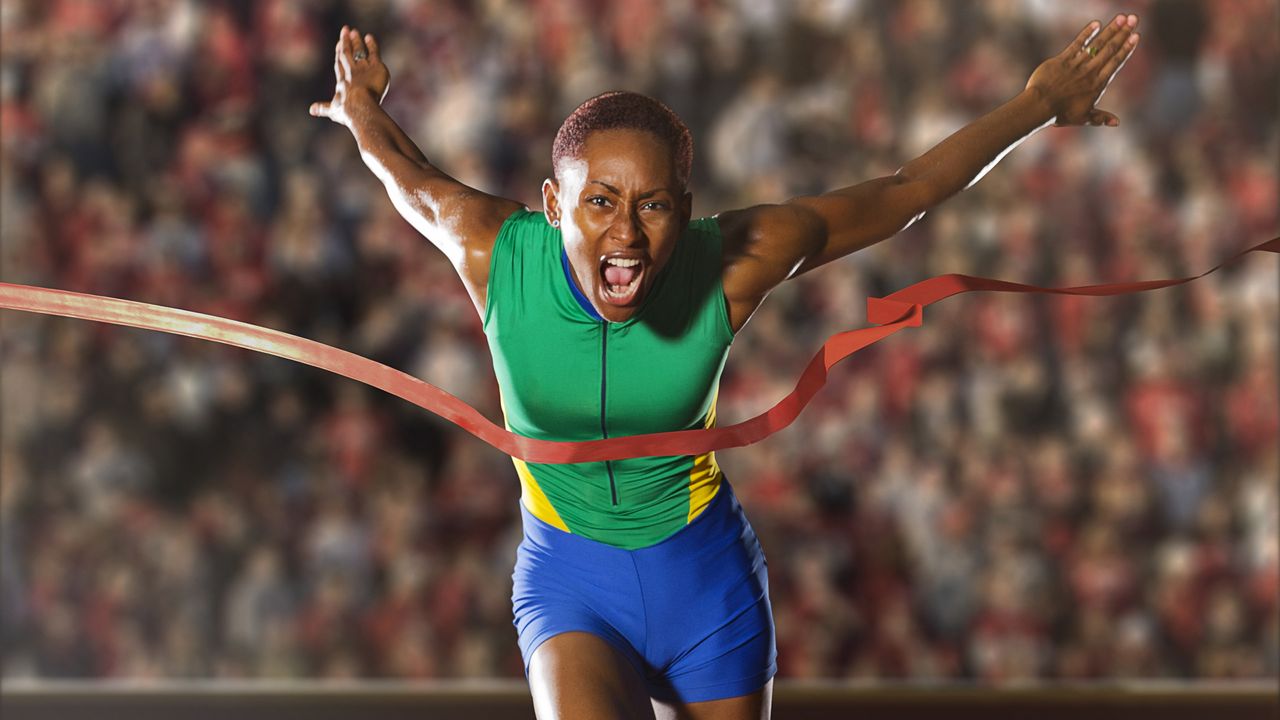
left=2, top=681, right=1276, bottom=720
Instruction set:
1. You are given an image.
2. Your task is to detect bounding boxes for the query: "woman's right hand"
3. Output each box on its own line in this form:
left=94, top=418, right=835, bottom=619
left=309, top=26, right=390, bottom=127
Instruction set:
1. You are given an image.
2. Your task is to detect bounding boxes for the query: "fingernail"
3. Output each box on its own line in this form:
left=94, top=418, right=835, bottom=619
left=1115, top=14, right=1125, bottom=24
left=1129, top=33, right=1139, bottom=44
left=1127, top=14, right=1137, bottom=26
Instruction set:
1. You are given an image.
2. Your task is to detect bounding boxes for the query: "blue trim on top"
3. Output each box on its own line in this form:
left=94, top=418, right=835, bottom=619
left=562, top=248, right=604, bottom=322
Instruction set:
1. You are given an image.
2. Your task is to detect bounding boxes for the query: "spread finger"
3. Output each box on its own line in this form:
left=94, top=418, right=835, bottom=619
left=337, top=30, right=353, bottom=78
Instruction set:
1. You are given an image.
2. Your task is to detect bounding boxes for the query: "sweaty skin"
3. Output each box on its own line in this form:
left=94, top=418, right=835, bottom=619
left=313, top=12, right=1142, bottom=720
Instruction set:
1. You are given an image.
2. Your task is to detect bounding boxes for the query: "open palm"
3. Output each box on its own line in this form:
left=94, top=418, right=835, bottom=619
left=309, top=26, right=390, bottom=128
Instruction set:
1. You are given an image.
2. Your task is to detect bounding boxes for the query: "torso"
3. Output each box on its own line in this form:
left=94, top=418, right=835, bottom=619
left=482, top=209, right=735, bottom=549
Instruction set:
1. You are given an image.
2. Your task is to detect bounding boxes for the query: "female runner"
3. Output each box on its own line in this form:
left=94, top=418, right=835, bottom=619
left=310, top=13, right=1141, bottom=720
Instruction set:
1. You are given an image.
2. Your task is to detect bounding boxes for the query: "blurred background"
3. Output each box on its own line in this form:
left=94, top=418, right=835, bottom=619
left=0, top=0, right=1276, bottom=686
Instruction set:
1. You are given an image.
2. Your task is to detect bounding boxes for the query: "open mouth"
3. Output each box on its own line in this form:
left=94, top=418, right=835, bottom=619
left=599, top=255, right=647, bottom=306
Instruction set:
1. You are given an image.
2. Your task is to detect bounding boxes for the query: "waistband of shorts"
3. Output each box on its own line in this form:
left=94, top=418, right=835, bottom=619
left=518, top=480, right=745, bottom=560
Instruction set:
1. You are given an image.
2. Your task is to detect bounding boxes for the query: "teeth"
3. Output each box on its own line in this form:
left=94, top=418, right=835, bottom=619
left=605, top=257, right=641, bottom=267
left=603, top=273, right=642, bottom=299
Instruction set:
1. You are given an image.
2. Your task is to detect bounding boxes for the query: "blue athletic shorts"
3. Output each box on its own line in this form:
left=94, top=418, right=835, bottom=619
left=511, top=481, right=776, bottom=704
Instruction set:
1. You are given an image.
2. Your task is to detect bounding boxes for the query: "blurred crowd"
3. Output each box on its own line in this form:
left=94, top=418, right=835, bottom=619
left=1, top=0, right=1276, bottom=682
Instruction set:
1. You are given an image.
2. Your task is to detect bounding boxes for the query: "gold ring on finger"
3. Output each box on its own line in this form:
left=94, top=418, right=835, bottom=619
left=354, top=50, right=368, bottom=61
left=1088, top=45, right=1098, bottom=57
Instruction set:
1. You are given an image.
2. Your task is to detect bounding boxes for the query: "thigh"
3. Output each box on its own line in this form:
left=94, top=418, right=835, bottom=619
left=528, top=631, right=656, bottom=720
left=651, top=679, right=772, bottom=720
left=640, top=490, right=776, bottom=704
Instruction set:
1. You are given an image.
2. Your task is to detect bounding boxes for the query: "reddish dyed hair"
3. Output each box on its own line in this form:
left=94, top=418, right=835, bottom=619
left=551, top=90, right=693, bottom=189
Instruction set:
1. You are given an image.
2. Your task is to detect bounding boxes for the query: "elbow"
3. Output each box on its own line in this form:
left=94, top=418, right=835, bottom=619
left=892, top=166, right=927, bottom=189
left=889, top=172, right=939, bottom=226
left=891, top=167, right=934, bottom=199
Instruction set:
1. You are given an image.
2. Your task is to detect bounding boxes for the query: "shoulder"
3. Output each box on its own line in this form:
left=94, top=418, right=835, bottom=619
left=711, top=203, right=826, bottom=333
left=504, top=206, right=551, bottom=227
left=463, top=201, right=542, bottom=264
left=446, top=196, right=528, bottom=316
left=491, top=206, right=549, bottom=238
left=476, top=206, right=550, bottom=253
left=445, top=194, right=527, bottom=262
left=683, top=215, right=722, bottom=242
left=713, top=203, right=824, bottom=266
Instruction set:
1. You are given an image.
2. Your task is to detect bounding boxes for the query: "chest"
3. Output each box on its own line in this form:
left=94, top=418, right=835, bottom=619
left=490, top=316, right=729, bottom=440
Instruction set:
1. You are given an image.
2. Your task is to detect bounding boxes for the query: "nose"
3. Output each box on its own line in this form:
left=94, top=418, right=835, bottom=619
left=610, top=206, right=645, bottom=246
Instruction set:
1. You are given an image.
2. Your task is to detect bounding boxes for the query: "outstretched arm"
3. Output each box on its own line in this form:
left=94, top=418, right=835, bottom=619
left=310, top=26, right=523, bottom=313
left=719, top=14, right=1140, bottom=332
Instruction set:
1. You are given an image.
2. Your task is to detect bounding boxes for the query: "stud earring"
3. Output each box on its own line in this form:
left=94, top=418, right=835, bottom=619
left=551, top=219, right=559, bottom=227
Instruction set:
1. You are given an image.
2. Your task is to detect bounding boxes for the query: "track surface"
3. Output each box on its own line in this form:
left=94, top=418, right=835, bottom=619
left=3, top=680, right=1275, bottom=720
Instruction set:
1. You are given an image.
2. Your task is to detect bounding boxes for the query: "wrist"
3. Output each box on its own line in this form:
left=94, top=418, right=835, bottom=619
left=1021, top=85, right=1058, bottom=125
left=343, top=87, right=387, bottom=138
left=346, top=86, right=382, bottom=115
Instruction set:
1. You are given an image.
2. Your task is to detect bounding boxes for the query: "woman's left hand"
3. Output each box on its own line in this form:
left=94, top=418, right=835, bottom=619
left=1026, top=13, right=1141, bottom=127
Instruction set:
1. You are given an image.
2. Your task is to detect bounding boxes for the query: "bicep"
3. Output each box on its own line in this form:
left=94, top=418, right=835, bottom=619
left=380, top=160, right=524, bottom=310
left=716, top=175, right=933, bottom=331
left=387, top=163, right=523, bottom=265
left=378, top=161, right=519, bottom=286
left=787, top=174, right=935, bottom=275
left=717, top=203, right=824, bottom=330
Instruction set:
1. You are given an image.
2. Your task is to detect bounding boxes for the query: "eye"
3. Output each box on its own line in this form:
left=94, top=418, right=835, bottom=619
left=587, top=196, right=611, bottom=207
left=642, top=201, right=668, bottom=211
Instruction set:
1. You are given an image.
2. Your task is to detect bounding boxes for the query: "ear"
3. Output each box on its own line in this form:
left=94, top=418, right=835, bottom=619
left=541, top=178, right=561, bottom=227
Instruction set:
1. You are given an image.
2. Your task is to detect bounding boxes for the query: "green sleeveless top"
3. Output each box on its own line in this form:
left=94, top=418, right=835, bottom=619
left=482, top=209, right=735, bottom=549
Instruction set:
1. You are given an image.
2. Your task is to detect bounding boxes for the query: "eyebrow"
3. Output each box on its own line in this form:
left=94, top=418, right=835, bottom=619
left=587, top=180, right=673, bottom=199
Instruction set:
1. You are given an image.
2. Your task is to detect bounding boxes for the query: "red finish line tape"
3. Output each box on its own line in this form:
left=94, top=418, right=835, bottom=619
left=2, top=236, right=1275, bottom=462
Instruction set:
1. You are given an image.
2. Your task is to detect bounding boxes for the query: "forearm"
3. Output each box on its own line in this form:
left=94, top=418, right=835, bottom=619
left=897, top=87, right=1055, bottom=206
left=344, top=88, right=441, bottom=190
left=343, top=88, right=475, bottom=244
left=768, top=20, right=1138, bottom=281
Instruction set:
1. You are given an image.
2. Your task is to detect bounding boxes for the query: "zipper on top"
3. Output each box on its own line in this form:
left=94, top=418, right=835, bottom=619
left=600, top=327, right=618, bottom=506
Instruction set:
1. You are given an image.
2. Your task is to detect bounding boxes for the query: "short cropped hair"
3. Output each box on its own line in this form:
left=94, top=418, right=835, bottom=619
left=552, top=91, right=693, bottom=189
